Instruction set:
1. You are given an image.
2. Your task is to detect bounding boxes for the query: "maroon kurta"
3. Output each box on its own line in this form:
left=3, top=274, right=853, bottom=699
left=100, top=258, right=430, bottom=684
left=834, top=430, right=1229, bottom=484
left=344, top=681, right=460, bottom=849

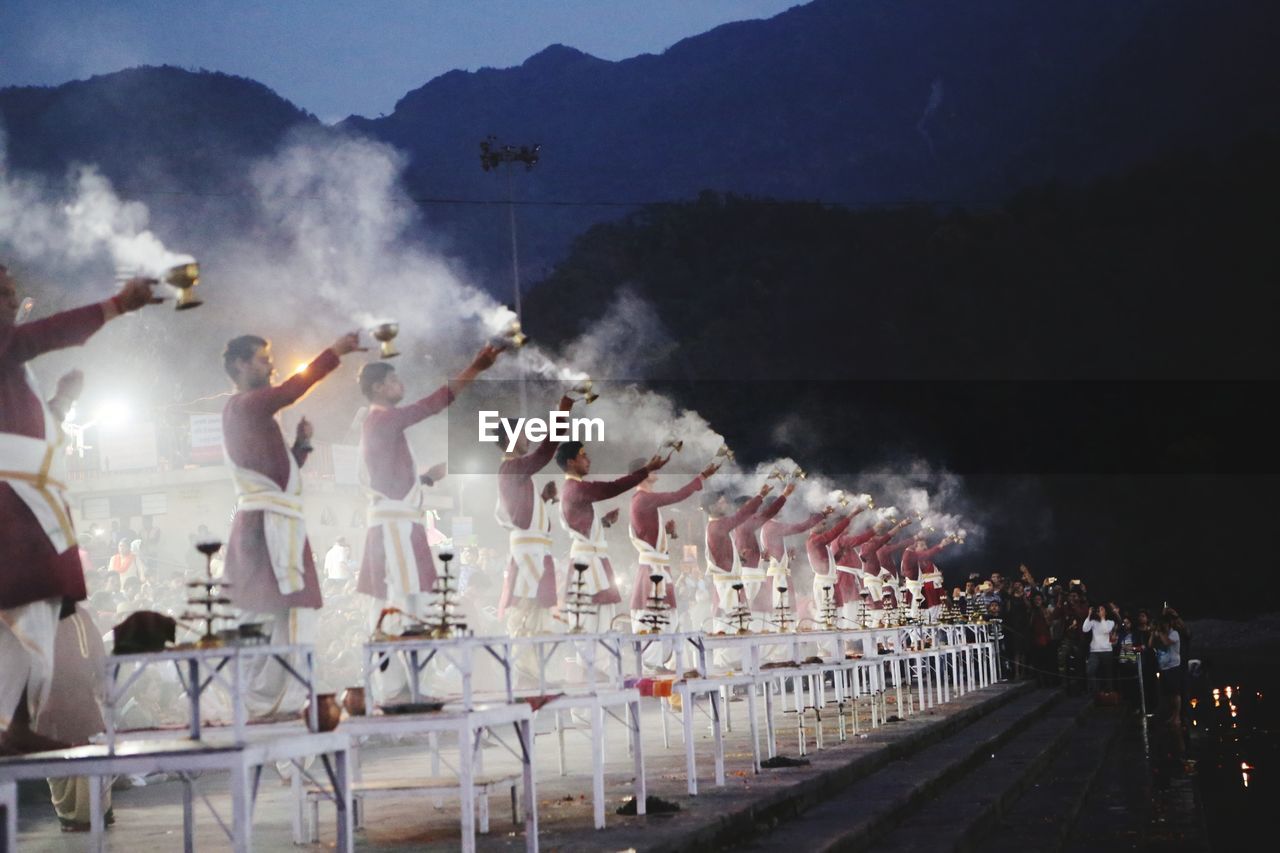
left=857, top=532, right=896, bottom=611
left=627, top=475, right=703, bottom=610
left=357, top=386, right=454, bottom=601
left=833, top=529, right=874, bottom=604
left=221, top=348, right=339, bottom=612
left=760, top=512, right=824, bottom=562
left=903, top=543, right=948, bottom=607
left=731, top=495, right=785, bottom=569
left=876, top=539, right=912, bottom=607
left=705, top=495, right=762, bottom=609
left=496, top=435, right=560, bottom=613
left=1, top=303, right=104, bottom=609
left=805, top=514, right=853, bottom=605
left=561, top=468, right=648, bottom=605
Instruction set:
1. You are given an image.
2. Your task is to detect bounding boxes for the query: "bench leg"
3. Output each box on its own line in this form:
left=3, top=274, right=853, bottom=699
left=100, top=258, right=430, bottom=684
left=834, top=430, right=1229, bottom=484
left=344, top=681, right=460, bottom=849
left=88, top=776, right=104, bottom=853
left=479, top=790, right=490, bottom=834
left=631, top=697, right=647, bottom=815
left=682, top=689, right=698, bottom=795
left=231, top=760, right=252, bottom=853
left=591, top=703, right=606, bottom=829
left=710, top=690, right=725, bottom=786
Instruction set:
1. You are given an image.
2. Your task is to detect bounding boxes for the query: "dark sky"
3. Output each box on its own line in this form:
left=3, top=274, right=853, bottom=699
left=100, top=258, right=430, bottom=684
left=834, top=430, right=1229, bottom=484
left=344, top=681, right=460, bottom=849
left=0, top=0, right=801, bottom=121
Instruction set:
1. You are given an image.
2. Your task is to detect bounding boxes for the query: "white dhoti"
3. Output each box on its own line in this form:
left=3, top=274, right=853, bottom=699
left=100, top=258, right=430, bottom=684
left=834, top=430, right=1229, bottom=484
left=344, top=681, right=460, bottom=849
left=766, top=555, right=793, bottom=609
left=0, top=382, right=77, bottom=728
left=903, top=577, right=925, bottom=618
left=629, top=524, right=678, bottom=669
left=707, top=560, right=745, bottom=669
left=0, top=598, right=60, bottom=727
left=239, top=606, right=316, bottom=717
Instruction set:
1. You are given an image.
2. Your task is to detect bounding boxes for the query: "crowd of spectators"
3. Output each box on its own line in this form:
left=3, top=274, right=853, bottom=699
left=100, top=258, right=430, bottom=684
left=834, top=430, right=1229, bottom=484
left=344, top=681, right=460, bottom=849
left=948, top=564, right=1192, bottom=740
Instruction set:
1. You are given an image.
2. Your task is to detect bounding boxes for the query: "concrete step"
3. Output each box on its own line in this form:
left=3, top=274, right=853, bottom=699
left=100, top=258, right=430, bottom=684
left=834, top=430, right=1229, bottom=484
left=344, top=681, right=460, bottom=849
left=643, top=682, right=1038, bottom=853
left=978, top=705, right=1128, bottom=853
left=742, top=686, right=1065, bottom=852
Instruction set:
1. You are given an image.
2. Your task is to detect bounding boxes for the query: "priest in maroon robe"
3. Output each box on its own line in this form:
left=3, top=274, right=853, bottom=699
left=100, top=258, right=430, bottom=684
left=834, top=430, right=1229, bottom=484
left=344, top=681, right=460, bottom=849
left=628, top=457, right=719, bottom=640
left=760, top=505, right=828, bottom=612
left=732, top=483, right=793, bottom=628
left=702, top=484, right=770, bottom=631
left=356, top=345, right=499, bottom=701
left=1, top=267, right=160, bottom=754
left=555, top=441, right=667, bottom=633
left=805, top=511, right=855, bottom=616
left=220, top=330, right=362, bottom=718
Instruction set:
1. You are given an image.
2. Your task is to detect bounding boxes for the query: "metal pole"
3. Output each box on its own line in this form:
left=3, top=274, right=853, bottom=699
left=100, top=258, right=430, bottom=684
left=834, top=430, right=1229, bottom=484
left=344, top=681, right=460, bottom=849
left=506, top=165, right=522, bottom=321
left=1137, top=652, right=1150, bottom=756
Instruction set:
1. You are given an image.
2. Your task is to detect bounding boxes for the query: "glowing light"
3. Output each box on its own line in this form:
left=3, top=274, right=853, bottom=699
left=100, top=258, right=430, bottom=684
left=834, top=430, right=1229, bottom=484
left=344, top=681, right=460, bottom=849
left=94, top=399, right=132, bottom=427
left=1190, top=698, right=1198, bottom=709
left=294, top=362, right=309, bottom=376
left=1241, top=761, right=1254, bottom=770
left=1226, top=686, right=1234, bottom=699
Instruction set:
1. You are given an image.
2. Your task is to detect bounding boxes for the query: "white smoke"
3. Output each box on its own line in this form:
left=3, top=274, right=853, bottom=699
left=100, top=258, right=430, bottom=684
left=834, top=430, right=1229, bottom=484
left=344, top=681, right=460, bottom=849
left=0, top=157, right=191, bottom=282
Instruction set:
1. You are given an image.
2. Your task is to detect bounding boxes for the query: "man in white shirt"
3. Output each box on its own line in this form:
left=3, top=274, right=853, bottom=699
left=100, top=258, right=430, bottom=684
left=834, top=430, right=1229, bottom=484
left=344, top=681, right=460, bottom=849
left=323, top=537, right=353, bottom=595
left=1081, top=604, right=1117, bottom=694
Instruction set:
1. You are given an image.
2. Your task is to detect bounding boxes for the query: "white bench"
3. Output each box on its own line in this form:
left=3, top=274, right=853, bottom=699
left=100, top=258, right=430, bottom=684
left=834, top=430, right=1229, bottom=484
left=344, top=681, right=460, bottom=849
left=304, top=773, right=520, bottom=841
left=0, top=731, right=352, bottom=853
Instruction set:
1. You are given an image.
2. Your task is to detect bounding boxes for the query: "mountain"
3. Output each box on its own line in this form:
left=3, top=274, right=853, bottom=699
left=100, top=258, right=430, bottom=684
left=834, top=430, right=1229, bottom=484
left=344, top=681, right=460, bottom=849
left=344, top=0, right=1280, bottom=289
left=0, top=66, right=318, bottom=233
left=2, top=1, right=1278, bottom=293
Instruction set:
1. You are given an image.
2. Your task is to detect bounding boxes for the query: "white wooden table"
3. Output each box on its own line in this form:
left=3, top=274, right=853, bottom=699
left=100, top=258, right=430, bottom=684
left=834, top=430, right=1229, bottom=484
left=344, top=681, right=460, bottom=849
left=0, top=730, right=351, bottom=853
left=364, top=633, right=645, bottom=830
left=104, top=643, right=318, bottom=745
left=339, top=702, right=538, bottom=853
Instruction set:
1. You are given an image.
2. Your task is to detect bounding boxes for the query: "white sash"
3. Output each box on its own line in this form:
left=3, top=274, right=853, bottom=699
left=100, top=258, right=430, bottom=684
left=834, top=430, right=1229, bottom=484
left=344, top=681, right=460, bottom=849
left=861, top=569, right=885, bottom=601
left=766, top=551, right=789, bottom=578
left=921, top=569, right=944, bottom=588
left=561, top=496, right=610, bottom=595
left=497, top=491, right=552, bottom=600
left=704, top=522, right=742, bottom=579
left=0, top=368, right=76, bottom=555
left=629, top=513, right=672, bottom=596
left=359, top=426, right=432, bottom=608
left=904, top=576, right=925, bottom=614
left=226, top=446, right=306, bottom=596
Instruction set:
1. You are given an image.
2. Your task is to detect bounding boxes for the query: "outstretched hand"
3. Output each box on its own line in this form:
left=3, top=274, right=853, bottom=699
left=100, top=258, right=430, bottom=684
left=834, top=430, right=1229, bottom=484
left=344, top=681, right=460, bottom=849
left=115, top=277, right=163, bottom=312
left=472, top=343, right=502, bottom=372
left=295, top=417, right=314, bottom=446
left=602, top=508, right=620, bottom=527
left=700, top=461, right=721, bottom=479
left=645, top=453, right=669, bottom=473
left=331, top=331, right=367, bottom=356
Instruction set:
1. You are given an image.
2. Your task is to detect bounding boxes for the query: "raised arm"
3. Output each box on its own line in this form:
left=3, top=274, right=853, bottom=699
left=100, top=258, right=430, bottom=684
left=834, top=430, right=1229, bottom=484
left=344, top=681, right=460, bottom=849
left=252, top=347, right=341, bottom=414
left=814, top=513, right=854, bottom=547
left=646, top=475, right=705, bottom=508
left=508, top=396, right=574, bottom=476
left=758, top=493, right=787, bottom=523
left=580, top=466, right=651, bottom=503
left=724, top=493, right=765, bottom=530
left=775, top=511, right=825, bottom=537
left=387, top=345, right=504, bottom=431
left=4, top=277, right=158, bottom=363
